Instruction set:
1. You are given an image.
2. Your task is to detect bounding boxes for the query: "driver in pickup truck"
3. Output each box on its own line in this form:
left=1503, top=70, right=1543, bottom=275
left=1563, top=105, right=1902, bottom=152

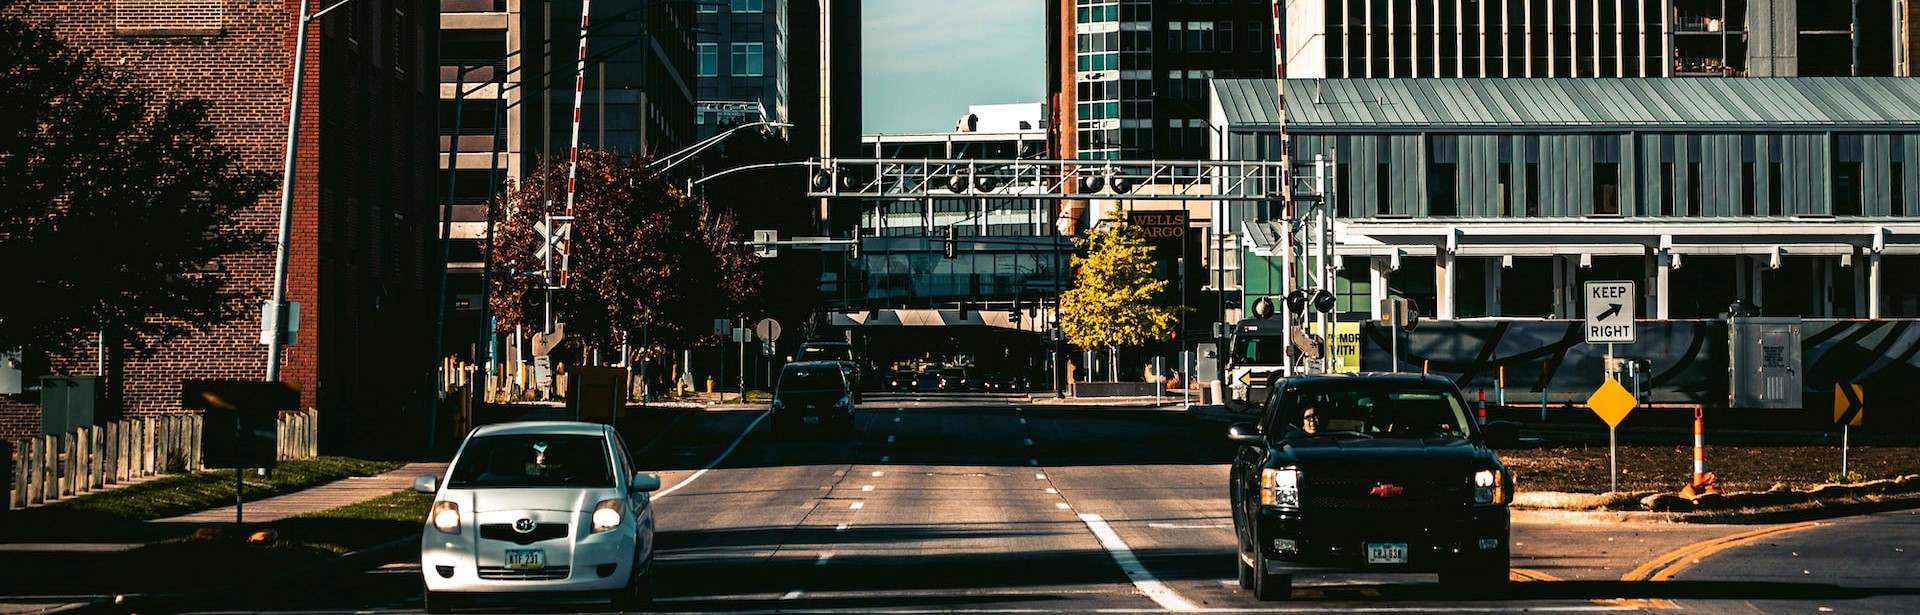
left=1298, top=406, right=1321, bottom=434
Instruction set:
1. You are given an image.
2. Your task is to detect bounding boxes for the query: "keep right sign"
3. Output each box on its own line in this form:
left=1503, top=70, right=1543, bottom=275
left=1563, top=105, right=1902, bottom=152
left=1584, top=280, right=1637, bottom=344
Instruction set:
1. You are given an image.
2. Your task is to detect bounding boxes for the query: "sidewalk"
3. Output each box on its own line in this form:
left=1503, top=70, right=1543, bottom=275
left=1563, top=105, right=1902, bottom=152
left=0, top=461, right=447, bottom=614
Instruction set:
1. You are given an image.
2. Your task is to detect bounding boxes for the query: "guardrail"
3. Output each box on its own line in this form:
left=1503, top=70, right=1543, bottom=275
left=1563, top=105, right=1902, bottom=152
left=5, top=409, right=319, bottom=511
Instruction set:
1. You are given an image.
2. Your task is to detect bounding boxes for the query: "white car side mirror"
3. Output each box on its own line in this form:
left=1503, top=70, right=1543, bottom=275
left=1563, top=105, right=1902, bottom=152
left=631, top=472, right=662, bottom=493
left=412, top=475, right=439, bottom=494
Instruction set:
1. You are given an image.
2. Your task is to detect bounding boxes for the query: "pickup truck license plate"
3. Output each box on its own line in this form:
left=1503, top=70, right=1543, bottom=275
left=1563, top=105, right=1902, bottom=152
left=1365, top=542, right=1409, bottom=564
left=505, top=549, right=545, bottom=569
left=802, top=416, right=821, bottom=425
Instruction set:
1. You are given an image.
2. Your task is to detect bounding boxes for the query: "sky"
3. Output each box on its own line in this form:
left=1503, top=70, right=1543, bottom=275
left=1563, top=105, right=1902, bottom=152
left=861, top=0, right=1044, bottom=135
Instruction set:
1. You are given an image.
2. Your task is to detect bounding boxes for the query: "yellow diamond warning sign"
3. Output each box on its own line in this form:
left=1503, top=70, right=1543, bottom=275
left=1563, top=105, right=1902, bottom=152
left=1586, top=378, right=1638, bottom=428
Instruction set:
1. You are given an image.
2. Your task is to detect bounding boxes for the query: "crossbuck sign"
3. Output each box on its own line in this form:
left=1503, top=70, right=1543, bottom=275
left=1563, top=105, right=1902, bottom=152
left=1584, top=281, right=1637, bottom=344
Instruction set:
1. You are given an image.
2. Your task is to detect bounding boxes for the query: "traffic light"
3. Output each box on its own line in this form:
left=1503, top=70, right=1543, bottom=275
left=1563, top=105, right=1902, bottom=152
left=942, top=226, right=957, bottom=259
left=849, top=225, right=862, bottom=260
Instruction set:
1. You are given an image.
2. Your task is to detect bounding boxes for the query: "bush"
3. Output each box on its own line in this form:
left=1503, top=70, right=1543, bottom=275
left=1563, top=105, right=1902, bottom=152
left=1827, top=470, right=1866, bottom=484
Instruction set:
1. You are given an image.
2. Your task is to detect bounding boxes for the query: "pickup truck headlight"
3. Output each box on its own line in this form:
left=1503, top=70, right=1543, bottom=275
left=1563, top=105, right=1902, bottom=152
left=1261, top=468, right=1301, bottom=508
left=592, top=499, right=625, bottom=533
left=430, top=500, right=461, bottom=534
left=1473, top=469, right=1510, bottom=505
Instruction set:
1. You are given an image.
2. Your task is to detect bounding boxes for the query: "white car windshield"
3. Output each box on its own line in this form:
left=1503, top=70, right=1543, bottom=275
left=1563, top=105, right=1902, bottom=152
left=448, top=434, right=614, bottom=488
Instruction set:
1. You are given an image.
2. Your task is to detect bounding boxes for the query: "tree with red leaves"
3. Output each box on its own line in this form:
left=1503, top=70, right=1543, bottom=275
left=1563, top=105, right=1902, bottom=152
left=490, top=150, right=761, bottom=360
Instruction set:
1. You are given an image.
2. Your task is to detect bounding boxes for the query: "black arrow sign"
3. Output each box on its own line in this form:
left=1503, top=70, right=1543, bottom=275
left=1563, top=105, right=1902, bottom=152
left=1837, top=383, right=1864, bottom=426
left=1597, top=303, right=1623, bottom=321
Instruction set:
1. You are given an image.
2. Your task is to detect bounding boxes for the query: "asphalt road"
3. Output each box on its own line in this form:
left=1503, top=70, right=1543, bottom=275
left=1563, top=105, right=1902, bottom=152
left=160, top=394, right=1920, bottom=614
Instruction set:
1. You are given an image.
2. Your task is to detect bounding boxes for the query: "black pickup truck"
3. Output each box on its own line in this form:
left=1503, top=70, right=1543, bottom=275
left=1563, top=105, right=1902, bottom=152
left=1227, top=373, right=1514, bottom=600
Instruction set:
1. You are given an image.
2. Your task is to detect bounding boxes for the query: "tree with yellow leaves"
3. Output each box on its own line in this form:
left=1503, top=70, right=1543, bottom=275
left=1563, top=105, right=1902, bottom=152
left=1058, top=207, right=1184, bottom=382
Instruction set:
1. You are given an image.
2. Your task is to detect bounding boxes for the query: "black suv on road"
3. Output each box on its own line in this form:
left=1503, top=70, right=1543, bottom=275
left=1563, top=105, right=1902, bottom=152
left=1227, top=373, right=1513, bottom=600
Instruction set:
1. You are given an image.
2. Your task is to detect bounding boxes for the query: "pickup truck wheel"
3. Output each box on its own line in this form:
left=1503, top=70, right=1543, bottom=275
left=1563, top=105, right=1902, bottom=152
left=1249, top=547, right=1292, bottom=601
left=1236, top=549, right=1257, bottom=590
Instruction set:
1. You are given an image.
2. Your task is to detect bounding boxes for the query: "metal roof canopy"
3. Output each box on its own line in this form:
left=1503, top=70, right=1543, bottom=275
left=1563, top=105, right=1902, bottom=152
left=1215, top=78, right=1920, bottom=130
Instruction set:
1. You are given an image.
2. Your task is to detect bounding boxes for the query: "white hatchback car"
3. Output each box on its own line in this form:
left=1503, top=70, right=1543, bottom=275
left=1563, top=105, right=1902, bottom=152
left=414, top=421, right=662, bottom=613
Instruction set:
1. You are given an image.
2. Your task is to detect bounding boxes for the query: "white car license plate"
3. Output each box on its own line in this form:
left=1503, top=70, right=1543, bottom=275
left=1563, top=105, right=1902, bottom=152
left=1365, top=542, right=1409, bottom=564
left=802, top=416, right=820, bottom=425
left=505, top=549, right=545, bottom=569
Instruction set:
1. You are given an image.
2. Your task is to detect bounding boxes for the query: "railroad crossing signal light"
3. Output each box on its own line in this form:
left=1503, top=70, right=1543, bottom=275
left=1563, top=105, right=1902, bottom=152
left=942, top=226, right=957, bottom=259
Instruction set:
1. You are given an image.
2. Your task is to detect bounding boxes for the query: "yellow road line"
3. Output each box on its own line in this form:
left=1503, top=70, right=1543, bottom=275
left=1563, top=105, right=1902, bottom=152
left=1511, top=567, right=1561, bottom=582
left=1622, top=521, right=1821, bottom=583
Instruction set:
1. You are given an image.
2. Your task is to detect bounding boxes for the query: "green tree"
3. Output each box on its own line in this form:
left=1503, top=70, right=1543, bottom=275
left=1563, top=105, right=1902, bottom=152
left=490, top=150, right=762, bottom=360
left=0, top=7, right=272, bottom=378
left=1058, top=207, right=1183, bottom=381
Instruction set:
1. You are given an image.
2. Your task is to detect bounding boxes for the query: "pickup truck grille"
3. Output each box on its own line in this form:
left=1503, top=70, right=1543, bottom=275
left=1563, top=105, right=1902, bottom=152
left=1303, top=474, right=1466, bottom=511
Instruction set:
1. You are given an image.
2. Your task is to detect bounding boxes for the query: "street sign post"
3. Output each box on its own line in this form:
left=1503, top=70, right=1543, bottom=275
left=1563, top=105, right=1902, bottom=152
left=1586, top=378, right=1639, bottom=493
left=1835, top=383, right=1864, bottom=476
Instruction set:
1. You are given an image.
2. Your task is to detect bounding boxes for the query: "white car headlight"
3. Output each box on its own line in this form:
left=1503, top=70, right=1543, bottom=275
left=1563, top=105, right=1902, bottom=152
left=430, top=500, right=460, bottom=534
left=1261, top=468, right=1301, bottom=508
left=592, top=499, right=625, bottom=533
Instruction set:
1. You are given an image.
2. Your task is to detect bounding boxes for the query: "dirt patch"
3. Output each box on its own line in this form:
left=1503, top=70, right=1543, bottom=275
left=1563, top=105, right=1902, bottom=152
left=1497, top=444, right=1920, bottom=494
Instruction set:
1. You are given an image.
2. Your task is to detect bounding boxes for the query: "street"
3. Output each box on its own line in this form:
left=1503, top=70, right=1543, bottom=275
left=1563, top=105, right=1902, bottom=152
left=167, top=396, right=1919, bottom=614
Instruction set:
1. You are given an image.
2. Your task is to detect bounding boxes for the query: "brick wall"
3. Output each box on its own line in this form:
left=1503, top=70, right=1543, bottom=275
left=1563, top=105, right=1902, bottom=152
left=1, top=1, right=441, bottom=455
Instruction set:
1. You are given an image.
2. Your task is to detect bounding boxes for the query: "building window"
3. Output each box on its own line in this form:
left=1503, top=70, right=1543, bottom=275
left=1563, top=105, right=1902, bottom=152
left=1592, top=136, right=1619, bottom=216
left=1895, top=136, right=1907, bottom=217
left=698, top=2, right=718, bottom=12
left=114, top=0, right=221, bottom=35
left=731, top=42, right=763, bottom=76
left=698, top=43, right=718, bottom=77
left=1428, top=135, right=1458, bottom=217
left=731, top=0, right=763, bottom=13
left=1833, top=134, right=1864, bottom=216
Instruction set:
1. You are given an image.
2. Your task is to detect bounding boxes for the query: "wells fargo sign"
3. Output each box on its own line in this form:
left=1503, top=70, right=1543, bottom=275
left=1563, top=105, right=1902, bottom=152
left=1127, top=210, right=1187, bottom=243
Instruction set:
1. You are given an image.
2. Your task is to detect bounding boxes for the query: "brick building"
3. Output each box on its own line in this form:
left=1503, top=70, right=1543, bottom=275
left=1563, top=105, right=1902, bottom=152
left=1, top=1, right=441, bottom=456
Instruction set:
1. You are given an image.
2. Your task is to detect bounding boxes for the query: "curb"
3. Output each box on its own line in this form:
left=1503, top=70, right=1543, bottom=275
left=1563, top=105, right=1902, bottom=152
left=96, top=532, right=423, bottom=614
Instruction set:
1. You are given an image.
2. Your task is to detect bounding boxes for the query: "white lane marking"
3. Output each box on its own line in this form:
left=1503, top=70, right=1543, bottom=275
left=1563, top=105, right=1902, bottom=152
left=1029, top=459, right=1039, bottom=466
left=1046, top=488, right=1058, bottom=494
left=887, top=435, right=897, bottom=443
left=816, top=553, right=833, bottom=565
left=654, top=410, right=769, bottom=500
left=779, top=590, right=802, bottom=600
left=1018, top=417, right=1027, bottom=425
left=1035, top=473, right=1046, bottom=480
left=880, top=456, right=891, bottom=463
left=850, top=502, right=865, bottom=509
left=1078, top=513, right=1201, bottom=612
left=1023, top=438, right=1034, bottom=446
left=835, top=523, right=850, bottom=532
left=893, top=416, right=902, bottom=423
left=862, top=485, right=875, bottom=492
left=1056, top=502, right=1071, bottom=510
left=1148, top=522, right=1233, bottom=529
left=873, top=471, right=885, bottom=477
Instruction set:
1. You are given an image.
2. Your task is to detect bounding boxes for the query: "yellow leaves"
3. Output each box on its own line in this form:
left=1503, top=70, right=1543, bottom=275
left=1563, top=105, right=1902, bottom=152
left=1059, top=207, right=1182, bottom=351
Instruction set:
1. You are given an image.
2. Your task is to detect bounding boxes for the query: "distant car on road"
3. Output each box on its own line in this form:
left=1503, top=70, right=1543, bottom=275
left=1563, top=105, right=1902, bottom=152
left=1227, top=373, right=1513, bottom=601
left=795, top=340, right=864, bottom=400
left=416, top=421, right=661, bottom=613
left=771, top=360, right=856, bottom=437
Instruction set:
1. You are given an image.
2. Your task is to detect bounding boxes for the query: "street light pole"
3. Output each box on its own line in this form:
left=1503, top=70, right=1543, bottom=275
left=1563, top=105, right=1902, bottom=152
left=268, top=0, right=354, bottom=382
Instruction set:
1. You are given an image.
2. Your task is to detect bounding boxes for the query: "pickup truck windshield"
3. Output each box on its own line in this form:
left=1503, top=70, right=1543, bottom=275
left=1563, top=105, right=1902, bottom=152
left=1276, top=384, right=1474, bottom=440
left=798, top=346, right=853, bottom=361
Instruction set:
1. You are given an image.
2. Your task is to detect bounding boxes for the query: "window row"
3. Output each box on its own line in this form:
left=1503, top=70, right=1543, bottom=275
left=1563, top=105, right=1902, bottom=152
left=697, top=42, right=764, bottom=77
